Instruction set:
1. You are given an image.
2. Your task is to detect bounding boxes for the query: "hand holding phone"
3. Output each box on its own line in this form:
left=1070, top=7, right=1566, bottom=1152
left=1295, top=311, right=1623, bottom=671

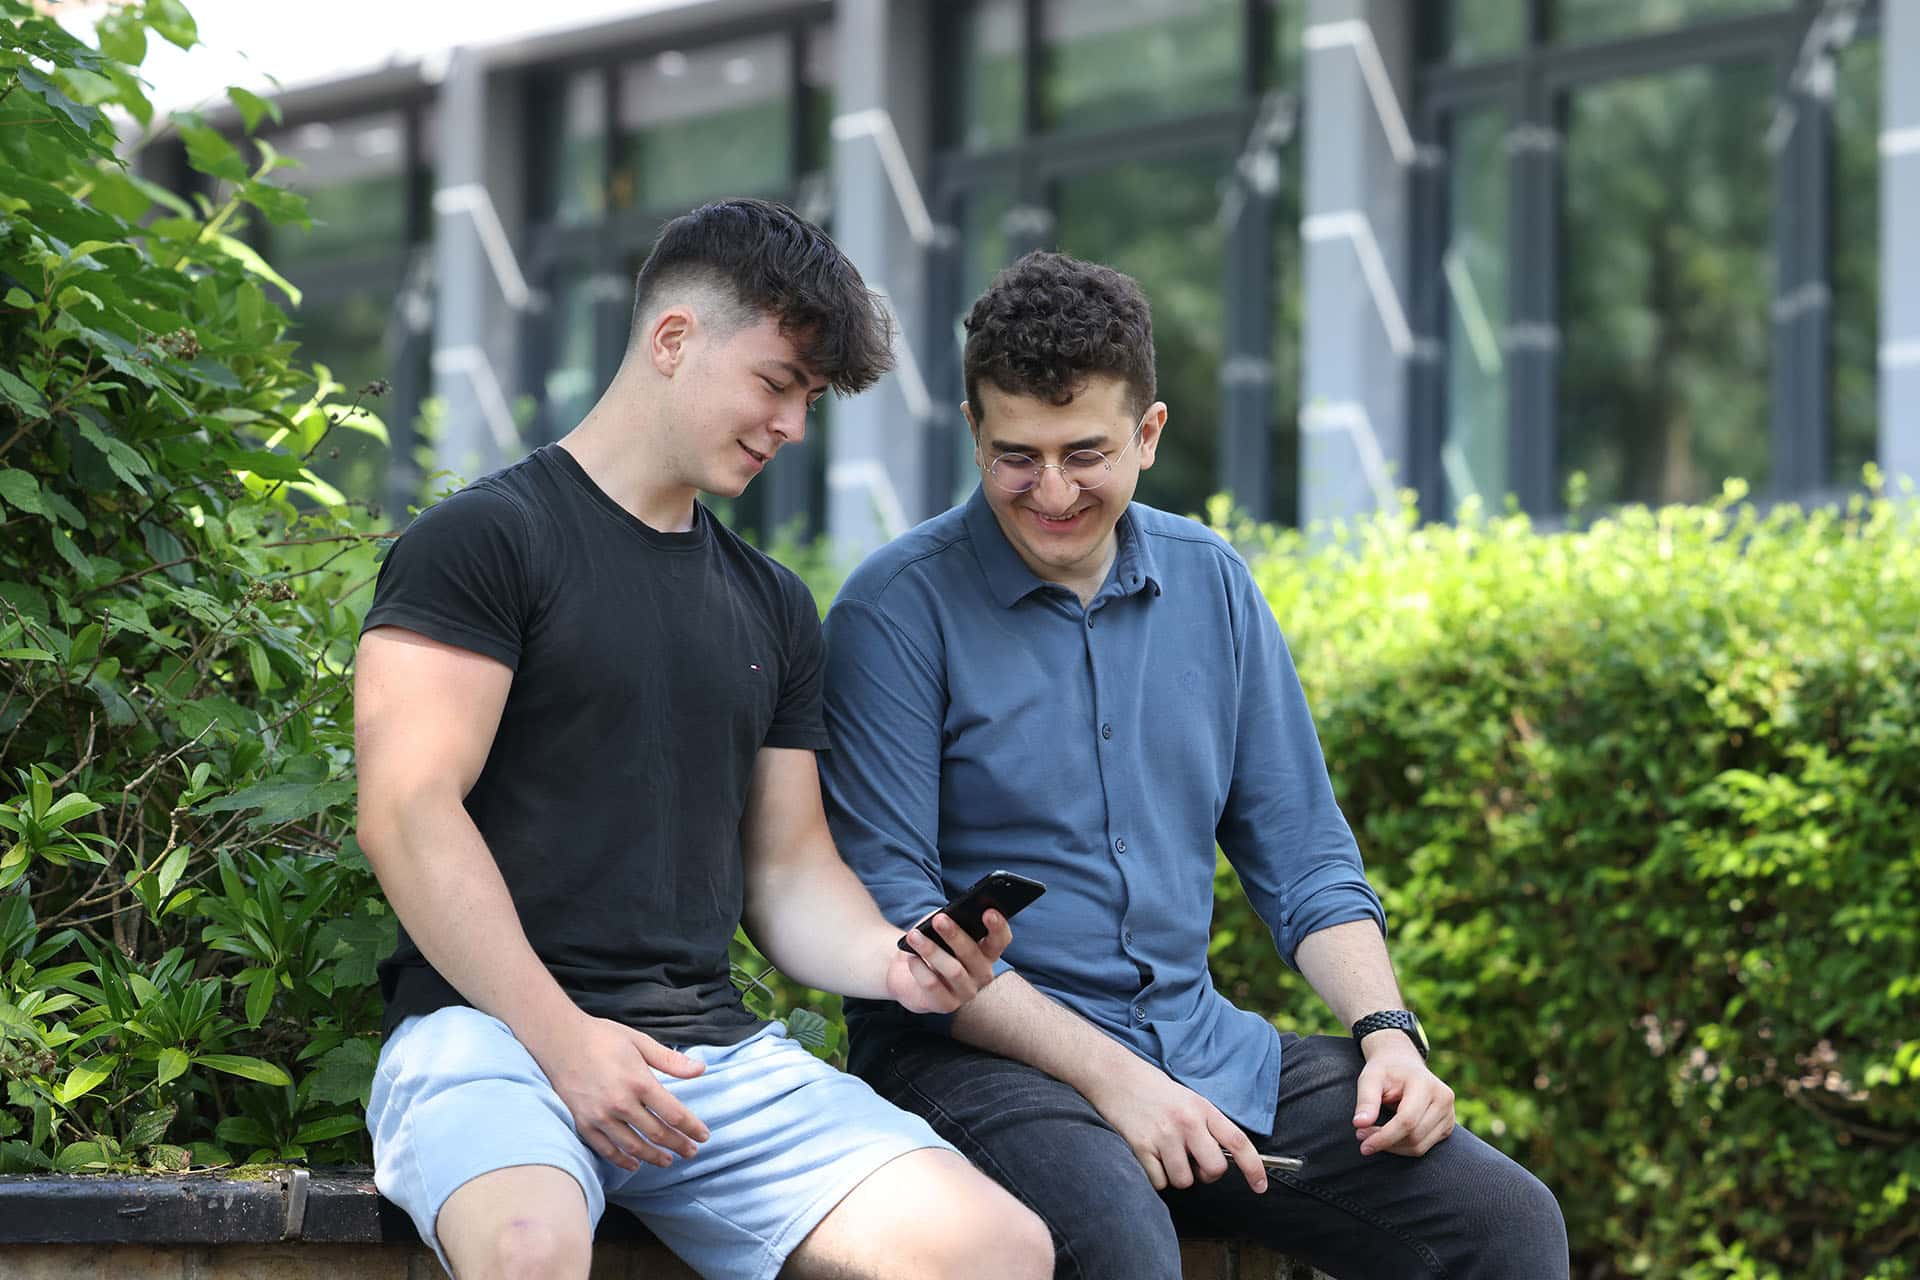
left=898, top=870, right=1047, bottom=958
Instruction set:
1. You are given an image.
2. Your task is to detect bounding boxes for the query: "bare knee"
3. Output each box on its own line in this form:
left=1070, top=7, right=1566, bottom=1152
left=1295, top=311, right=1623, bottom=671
left=460, top=1214, right=592, bottom=1280
left=918, top=1183, right=1053, bottom=1280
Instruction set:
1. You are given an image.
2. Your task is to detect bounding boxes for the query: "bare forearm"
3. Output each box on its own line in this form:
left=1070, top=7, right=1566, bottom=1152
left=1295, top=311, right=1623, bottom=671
left=359, top=793, right=580, bottom=1046
left=1293, top=918, right=1404, bottom=1028
left=950, top=972, right=1142, bottom=1095
left=741, top=834, right=898, bottom=998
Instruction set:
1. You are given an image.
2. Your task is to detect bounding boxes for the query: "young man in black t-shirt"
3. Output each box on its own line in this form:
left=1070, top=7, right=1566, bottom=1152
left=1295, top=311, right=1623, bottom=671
left=353, top=199, right=1051, bottom=1280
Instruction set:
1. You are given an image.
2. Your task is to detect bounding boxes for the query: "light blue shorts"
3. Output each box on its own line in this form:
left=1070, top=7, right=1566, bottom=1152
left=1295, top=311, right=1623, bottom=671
left=368, top=1005, right=955, bottom=1280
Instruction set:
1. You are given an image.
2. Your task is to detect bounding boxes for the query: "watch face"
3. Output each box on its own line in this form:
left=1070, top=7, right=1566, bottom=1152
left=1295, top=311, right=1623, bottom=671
left=1410, top=1016, right=1430, bottom=1055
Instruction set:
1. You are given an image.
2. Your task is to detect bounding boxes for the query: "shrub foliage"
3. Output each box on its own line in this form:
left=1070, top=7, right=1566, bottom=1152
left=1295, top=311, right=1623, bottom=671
left=2, top=0, right=390, bottom=1172
left=1207, top=489, right=1920, bottom=1279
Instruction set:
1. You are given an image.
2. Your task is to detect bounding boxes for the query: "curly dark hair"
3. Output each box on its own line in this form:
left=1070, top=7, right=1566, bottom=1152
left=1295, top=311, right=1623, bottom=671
left=962, top=250, right=1156, bottom=424
left=630, top=198, right=895, bottom=395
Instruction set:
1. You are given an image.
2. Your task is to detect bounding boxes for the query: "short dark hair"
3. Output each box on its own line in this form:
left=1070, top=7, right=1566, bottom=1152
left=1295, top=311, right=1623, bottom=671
left=630, top=198, right=895, bottom=395
left=962, top=250, right=1156, bottom=424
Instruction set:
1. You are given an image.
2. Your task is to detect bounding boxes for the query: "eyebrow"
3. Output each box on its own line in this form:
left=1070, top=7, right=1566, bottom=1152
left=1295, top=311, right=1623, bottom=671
left=988, top=434, right=1112, bottom=455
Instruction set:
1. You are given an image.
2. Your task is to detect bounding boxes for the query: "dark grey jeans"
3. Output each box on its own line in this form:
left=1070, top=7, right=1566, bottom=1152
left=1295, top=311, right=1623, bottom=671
left=849, top=1025, right=1568, bottom=1280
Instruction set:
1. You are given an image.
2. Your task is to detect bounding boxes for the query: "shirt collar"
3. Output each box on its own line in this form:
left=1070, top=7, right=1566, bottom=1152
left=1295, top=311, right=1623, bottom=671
left=962, top=485, right=1164, bottom=609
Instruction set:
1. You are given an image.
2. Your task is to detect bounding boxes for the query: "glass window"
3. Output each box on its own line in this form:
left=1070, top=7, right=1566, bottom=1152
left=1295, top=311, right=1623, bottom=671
left=268, top=111, right=410, bottom=264
left=1442, top=106, right=1510, bottom=513
left=959, top=0, right=1022, bottom=150
left=1268, top=144, right=1304, bottom=527
left=1553, top=0, right=1787, bottom=44
left=543, top=272, right=601, bottom=438
left=1264, top=0, right=1305, bottom=93
left=545, top=70, right=606, bottom=226
left=617, top=34, right=792, bottom=212
left=1042, top=0, right=1242, bottom=134
left=292, top=287, right=395, bottom=506
left=1831, top=35, right=1881, bottom=488
left=1054, top=151, right=1230, bottom=518
left=1559, top=61, right=1775, bottom=507
left=1440, top=0, right=1529, bottom=62
left=802, top=24, right=835, bottom=173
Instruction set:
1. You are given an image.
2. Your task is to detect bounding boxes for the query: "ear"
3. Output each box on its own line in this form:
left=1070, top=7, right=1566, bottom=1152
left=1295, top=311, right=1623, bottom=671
left=961, top=401, right=983, bottom=462
left=647, top=306, right=696, bottom=378
left=1135, top=401, right=1168, bottom=472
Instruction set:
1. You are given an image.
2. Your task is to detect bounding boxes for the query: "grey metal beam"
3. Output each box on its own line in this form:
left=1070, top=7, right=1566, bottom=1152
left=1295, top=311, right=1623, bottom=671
left=827, top=0, right=940, bottom=559
left=1299, top=0, right=1417, bottom=525
left=1883, top=0, right=1920, bottom=485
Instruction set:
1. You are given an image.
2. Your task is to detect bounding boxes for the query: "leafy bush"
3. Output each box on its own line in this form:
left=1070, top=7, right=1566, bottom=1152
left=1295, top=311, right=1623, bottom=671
left=1205, top=485, right=1920, bottom=1279
left=2, top=0, right=391, bottom=1171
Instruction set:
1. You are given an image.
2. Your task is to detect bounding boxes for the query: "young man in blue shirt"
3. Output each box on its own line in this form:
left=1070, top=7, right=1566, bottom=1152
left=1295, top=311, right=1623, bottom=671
left=819, top=250, right=1568, bottom=1278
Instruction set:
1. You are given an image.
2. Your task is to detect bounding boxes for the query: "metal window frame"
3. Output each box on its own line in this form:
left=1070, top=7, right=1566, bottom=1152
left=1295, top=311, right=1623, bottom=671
left=1415, top=0, right=1883, bottom=518
left=513, top=9, right=831, bottom=538
left=926, top=0, right=1301, bottom=522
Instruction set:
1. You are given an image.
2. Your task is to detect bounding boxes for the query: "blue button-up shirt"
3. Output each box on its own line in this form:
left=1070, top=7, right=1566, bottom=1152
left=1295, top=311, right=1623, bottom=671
left=819, top=488, right=1385, bottom=1132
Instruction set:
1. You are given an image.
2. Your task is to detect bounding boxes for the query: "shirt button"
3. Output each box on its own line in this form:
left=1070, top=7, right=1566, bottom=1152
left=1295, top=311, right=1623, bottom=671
left=1123, top=929, right=1134, bottom=946
left=1114, top=838, right=1127, bottom=854
left=1101, top=723, right=1113, bottom=740
left=1133, top=1006, right=1147, bottom=1024
left=1085, top=616, right=1095, bottom=629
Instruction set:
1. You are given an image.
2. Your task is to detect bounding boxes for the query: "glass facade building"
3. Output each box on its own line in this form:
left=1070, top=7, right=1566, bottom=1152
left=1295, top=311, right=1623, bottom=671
left=155, top=0, right=1911, bottom=551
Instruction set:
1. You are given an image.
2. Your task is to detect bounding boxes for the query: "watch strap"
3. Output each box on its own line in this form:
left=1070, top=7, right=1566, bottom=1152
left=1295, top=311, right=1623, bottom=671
left=1351, top=1009, right=1428, bottom=1058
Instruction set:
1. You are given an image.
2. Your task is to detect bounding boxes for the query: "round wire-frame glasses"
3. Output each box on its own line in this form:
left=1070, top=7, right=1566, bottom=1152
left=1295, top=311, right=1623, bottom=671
left=983, top=411, right=1150, bottom=495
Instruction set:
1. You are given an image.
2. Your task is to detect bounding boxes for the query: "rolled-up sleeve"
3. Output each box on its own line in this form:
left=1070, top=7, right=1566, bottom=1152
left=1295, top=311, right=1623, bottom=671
left=820, top=598, right=950, bottom=932
left=1214, top=572, right=1385, bottom=967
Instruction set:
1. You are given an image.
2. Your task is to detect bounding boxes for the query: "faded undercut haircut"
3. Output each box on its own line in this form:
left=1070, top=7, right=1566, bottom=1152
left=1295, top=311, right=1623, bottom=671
left=962, top=250, right=1156, bottom=424
left=629, top=198, right=895, bottom=395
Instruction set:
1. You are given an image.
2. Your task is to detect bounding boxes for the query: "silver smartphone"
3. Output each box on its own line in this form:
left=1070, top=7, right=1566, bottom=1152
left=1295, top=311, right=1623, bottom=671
left=1224, top=1148, right=1305, bottom=1174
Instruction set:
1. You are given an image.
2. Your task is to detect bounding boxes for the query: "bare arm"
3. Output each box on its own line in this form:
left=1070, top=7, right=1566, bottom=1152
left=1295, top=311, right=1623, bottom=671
left=738, top=745, right=1008, bottom=1011
left=353, top=626, right=709, bottom=1170
left=1294, top=919, right=1455, bottom=1156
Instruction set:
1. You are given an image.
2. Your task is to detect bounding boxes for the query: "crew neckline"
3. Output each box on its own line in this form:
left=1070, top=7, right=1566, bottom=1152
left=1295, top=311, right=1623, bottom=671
left=538, top=443, right=711, bottom=551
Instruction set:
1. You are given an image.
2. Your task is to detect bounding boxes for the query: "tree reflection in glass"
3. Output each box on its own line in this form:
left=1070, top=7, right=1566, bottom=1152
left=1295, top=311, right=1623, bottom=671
left=1560, top=61, right=1773, bottom=507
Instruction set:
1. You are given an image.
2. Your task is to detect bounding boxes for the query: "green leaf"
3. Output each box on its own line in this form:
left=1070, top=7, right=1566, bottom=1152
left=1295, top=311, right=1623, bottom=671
left=302, top=1039, right=377, bottom=1108
left=16, top=67, right=103, bottom=135
left=53, top=1141, right=110, bottom=1172
left=74, top=414, right=152, bottom=494
left=68, top=622, right=103, bottom=666
left=4, top=288, right=34, bottom=309
left=42, top=793, right=104, bottom=831
left=194, top=777, right=355, bottom=829
left=177, top=121, right=246, bottom=184
left=194, top=1054, right=291, bottom=1086
left=0, top=368, right=48, bottom=420
left=154, top=1047, right=189, bottom=1087
left=186, top=1142, right=231, bottom=1169
left=227, top=87, right=282, bottom=132
left=126, top=1106, right=177, bottom=1150
left=0, top=648, right=55, bottom=662
left=213, top=234, right=301, bottom=305
left=95, top=12, right=148, bottom=65
left=50, top=529, right=96, bottom=579
left=146, top=0, right=200, bottom=50
left=213, top=1116, right=273, bottom=1147
left=56, top=1059, right=114, bottom=1105
left=292, top=1114, right=364, bottom=1145
left=244, top=970, right=274, bottom=1027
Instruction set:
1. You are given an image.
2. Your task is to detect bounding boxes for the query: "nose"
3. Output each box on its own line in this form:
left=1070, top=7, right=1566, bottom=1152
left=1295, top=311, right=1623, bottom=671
left=770, top=401, right=808, bottom=447
left=1031, top=464, right=1079, bottom=512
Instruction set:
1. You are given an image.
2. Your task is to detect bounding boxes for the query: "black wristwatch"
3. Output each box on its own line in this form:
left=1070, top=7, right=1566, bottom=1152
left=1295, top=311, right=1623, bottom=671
left=1351, top=1010, right=1429, bottom=1059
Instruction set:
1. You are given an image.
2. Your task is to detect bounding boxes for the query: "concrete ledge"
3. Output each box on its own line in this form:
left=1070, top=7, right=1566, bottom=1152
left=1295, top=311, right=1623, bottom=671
left=0, top=1172, right=1331, bottom=1278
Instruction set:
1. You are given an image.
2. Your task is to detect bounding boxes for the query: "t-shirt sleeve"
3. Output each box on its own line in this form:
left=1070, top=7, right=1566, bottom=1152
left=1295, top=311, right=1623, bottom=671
left=764, top=573, right=830, bottom=750
left=360, top=484, right=534, bottom=670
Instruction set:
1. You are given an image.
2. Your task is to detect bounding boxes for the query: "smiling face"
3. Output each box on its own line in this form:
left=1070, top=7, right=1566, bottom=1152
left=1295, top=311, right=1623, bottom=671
left=967, top=375, right=1164, bottom=600
left=655, top=307, right=828, bottom=499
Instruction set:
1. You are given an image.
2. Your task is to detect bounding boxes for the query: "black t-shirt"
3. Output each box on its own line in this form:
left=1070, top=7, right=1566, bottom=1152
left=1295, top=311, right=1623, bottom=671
left=360, top=443, right=829, bottom=1044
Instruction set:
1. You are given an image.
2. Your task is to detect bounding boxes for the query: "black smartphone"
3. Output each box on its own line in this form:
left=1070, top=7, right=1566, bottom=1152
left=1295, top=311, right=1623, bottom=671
left=897, top=870, right=1047, bottom=957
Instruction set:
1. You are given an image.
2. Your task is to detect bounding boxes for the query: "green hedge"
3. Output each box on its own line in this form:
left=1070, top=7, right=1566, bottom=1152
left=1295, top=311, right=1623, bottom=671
left=1202, top=488, right=1920, bottom=1279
